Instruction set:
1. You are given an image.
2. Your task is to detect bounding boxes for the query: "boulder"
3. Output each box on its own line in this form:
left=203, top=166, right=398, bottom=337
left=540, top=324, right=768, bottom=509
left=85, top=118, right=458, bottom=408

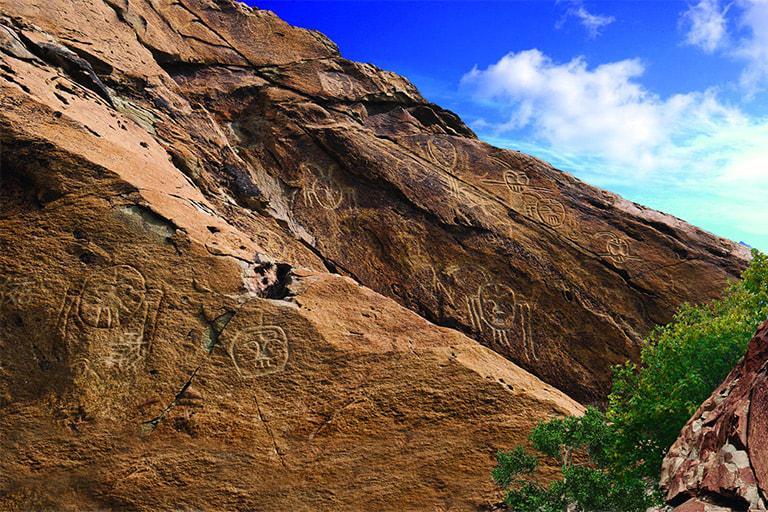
left=661, top=321, right=768, bottom=511
left=0, top=0, right=751, bottom=508
left=0, top=0, right=749, bottom=405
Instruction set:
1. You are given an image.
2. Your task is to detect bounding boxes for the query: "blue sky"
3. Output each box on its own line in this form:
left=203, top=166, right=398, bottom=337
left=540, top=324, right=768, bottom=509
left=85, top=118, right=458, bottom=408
left=254, top=1, right=768, bottom=250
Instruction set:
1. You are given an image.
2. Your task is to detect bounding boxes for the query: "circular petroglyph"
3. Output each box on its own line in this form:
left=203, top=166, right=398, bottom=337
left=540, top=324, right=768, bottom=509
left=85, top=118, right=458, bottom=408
left=503, top=170, right=530, bottom=193
left=606, top=236, right=630, bottom=263
left=311, top=176, right=345, bottom=210
left=427, top=137, right=458, bottom=170
left=478, top=283, right=518, bottom=330
left=78, top=265, right=146, bottom=328
left=228, top=324, right=289, bottom=378
left=536, top=199, right=566, bottom=227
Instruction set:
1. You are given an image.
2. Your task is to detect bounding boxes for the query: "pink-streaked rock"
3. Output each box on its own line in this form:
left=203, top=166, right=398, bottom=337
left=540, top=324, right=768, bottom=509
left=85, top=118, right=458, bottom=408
left=661, top=321, right=768, bottom=511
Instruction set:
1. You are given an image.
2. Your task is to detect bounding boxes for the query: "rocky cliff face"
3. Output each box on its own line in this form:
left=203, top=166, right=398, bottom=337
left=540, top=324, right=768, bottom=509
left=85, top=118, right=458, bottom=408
left=0, top=0, right=750, bottom=509
left=660, top=320, right=768, bottom=511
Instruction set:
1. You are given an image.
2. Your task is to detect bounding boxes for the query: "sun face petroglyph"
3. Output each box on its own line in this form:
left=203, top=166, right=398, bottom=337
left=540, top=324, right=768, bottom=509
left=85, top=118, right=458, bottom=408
left=478, top=283, right=519, bottom=331
left=78, top=265, right=146, bottom=328
left=597, top=232, right=640, bottom=265
left=227, top=321, right=289, bottom=378
left=467, top=282, right=538, bottom=362
left=536, top=198, right=566, bottom=228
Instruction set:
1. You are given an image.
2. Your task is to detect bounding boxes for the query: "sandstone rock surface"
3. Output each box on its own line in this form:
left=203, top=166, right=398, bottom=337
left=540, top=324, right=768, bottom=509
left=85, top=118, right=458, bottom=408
left=660, top=320, right=768, bottom=511
left=0, top=0, right=750, bottom=405
left=0, top=0, right=751, bottom=509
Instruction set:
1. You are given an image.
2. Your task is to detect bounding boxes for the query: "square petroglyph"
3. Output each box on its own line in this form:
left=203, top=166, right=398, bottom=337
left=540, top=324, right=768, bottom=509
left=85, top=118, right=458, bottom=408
left=466, top=282, right=538, bottom=362
left=57, top=264, right=163, bottom=374
left=223, top=314, right=290, bottom=379
left=596, top=232, right=641, bottom=265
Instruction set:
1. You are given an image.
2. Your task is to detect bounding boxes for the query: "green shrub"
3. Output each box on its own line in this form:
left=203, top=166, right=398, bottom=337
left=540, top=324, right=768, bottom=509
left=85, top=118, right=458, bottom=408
left=492, top=249, right=768, bottom=511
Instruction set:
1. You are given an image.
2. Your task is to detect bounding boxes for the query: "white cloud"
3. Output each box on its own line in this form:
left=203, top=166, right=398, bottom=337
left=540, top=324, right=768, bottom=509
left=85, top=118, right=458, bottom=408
left=557, top=2, right=615, bottom=39
left=680, top=0, right=768, bottom=93
left=461, top=49, right=744, bottom=171
left=461, top=50, right=768, bottom=248
left=681, top=0, right=730, bottom=53
left=733, top=0, right=768, bottom=92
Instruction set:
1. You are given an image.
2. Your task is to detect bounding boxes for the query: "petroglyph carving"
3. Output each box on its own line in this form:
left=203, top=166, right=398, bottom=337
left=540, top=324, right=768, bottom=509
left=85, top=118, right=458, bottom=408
left=427, top=137, right=459, bottom=170
left=518, top=193, right=567, bottom=228
left=445, top=175, right=461, bottom=198
left=518, top=194, right=536, bottom=218
left=467, top=283, right=537, bottom=362
left=503, top=170, right=530, bottom=193
left=57, top=265, right=163, bottom=371
left=537, top=198, right=566, bottom=228
left=0, top=275, right=35, bottom=308
left=319, top=71, right=356, bottom=98
left=77, top=265, right=147, bottom=328
left=298, top=162, right=356, bottom=210
left=486, top=156, right=532, bottom=194
left=597, top=232, right=640, bottom=265
left=103, top=330, right=145, bottom=372
left=429, top=265, right=459, bottom=306
left=227, top=315, right=289, bottom=378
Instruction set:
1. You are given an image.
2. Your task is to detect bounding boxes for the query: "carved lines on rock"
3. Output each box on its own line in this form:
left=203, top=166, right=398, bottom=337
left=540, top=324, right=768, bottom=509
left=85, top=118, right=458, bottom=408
left=225, top=314, right=289, bottom=378
left=297, top=162, right=356, bottom=211
left=57, top=264, right=163, bottom=374
left=596, top=232, right=640, bottom=265
left=466, top=282, right=538, bottom=362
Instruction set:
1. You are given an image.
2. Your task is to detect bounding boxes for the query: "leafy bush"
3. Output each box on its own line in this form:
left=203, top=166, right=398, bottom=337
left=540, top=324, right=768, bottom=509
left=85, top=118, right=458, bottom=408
left=493, top=249, right=768, bottom=511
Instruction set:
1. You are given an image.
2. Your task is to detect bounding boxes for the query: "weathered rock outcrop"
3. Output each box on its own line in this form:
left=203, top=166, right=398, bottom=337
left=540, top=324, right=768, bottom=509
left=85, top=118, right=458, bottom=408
left=0, top=0, right=750, bottom=509
left=660, top=320, right=768, bottom=511
left=0, top=0, right=749, bottom=406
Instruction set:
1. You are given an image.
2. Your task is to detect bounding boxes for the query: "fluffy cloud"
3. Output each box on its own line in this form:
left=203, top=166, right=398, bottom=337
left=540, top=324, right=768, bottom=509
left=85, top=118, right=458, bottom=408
left=681, top=0, right=730, bottom=52
left=557, top=2, right=615, bottom=38
left=461, top=49, right=768, bottom=247
left=682, top=0, right=768, bottom=92
left=733, top=0, right=768, bottom=91
left=461, top=49, right=743, bottom=171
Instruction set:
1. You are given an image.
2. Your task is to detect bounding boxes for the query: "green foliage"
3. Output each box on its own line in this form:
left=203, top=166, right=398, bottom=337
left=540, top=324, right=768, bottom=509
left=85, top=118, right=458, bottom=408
left=493, top=407, right=656, bottom=512
left=492, top=446, right=538, bottom=488
left=492, top=250, right=768, bottom=511
left=608, top=249, right=768, bottom=478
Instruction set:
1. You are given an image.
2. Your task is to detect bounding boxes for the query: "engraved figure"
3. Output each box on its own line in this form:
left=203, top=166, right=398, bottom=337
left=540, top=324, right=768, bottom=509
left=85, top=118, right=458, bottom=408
left=319, top=72, right=356, bottom=98
left=0, top=275, right=35, bottom=308
left=517, top=194, right=567, bottom=228
left=227, top=317, right=289, bottom=378
left=467, top=283, right=537, bottom=362
left=103, top=330, right=144, bottom=372
left=521, top=193, right=540, bottom=218
left=78, top=265, right=146, bottom=328
left=429, top=265, right=458, bottom=306
left=427, top=137, right=458, bottom=170
left=537, top=198, right=566, bottom=227
left=446, top=175, right=461, bottom=198
left=57, top=265, right=163, bottom=372
left=597, top=232, right=639, bottom=265
left=504, top=170, right=530, bottom=193
left=489, top=156, right=531, bottom=194
left=298, top=162, right=355, bottom=210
